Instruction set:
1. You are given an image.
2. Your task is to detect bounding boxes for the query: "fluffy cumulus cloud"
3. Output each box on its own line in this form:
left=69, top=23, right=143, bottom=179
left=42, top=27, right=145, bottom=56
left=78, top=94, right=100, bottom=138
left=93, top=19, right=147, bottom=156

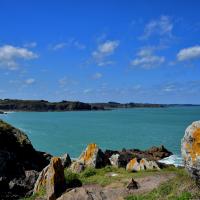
left=131, top=47, right=165, bottom=69
left=0, top=45, right=38, bottom=70
left=140, top=15, right=173, bottom=40
left=25, top=78, right=35, bottom=85
left=177, top=45, right=200, bottom=61
left=92, top=40, right=119, bottom=66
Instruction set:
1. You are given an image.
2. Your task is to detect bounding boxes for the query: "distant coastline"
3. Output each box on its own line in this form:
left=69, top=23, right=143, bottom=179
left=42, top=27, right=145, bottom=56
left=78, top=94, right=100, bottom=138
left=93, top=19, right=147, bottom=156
left=0, top=99, right=199, bottom=112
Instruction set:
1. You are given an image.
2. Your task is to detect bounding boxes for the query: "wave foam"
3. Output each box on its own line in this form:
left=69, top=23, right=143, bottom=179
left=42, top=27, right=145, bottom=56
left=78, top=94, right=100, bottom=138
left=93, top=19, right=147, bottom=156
left=159, top=155, right=183, bottom=167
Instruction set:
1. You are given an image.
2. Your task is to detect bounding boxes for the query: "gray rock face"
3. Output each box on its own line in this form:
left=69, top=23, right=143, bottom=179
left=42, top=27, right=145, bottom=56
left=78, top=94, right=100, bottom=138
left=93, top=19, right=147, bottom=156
left=60, top=153, right=71, bottom=168
left=0, top=120, right=51, bottom=199
left=181, top=121, right=200, bottom=182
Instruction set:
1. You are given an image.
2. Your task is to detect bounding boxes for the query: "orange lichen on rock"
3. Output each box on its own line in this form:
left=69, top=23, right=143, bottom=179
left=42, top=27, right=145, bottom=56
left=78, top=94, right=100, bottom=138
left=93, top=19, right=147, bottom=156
left=191, top=128, right=200, bottom=161
left=127, top=158, right=137, bottom=170
left=185, top=128, right=200, bottom=162
left=82, top=143, right=97, bottom=162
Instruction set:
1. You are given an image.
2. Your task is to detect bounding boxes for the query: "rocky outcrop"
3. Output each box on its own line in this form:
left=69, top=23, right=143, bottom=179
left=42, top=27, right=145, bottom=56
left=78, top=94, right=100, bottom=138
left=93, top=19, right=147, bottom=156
left=34, top=157, right=66, bottom=200
left=105, top=145, right=172, bottom=168
left=126, top=158, right=160, bottom=172
left=60, top=153, right=71, bottom=168
left=76, top=144, right=109, bottom=168
left=0, top=120, right=51, bottom=199
left=70, top=162, right=85, bottom=173
left=181, top=121, right=200, bottom=183
left=0, top=111, right=4, bottom=114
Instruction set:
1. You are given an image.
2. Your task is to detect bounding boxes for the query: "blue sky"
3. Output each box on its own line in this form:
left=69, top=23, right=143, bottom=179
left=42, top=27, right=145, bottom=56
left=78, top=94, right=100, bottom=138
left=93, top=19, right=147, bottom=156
left=0, top=0, right=200, bottom=104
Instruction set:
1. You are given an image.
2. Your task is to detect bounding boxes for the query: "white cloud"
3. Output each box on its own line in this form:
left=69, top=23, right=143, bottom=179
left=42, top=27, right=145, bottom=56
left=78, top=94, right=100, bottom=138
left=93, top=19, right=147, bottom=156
left=131, top=47, right=165, bottom=69
left=140, top=15, right=173, bottom=40
left=162, top=84, right=176, bottom=92
left=177, top=45, right=200, bottom=61
left=0, top=45, right=38, bottom=70
left=51, top=39, right=86, bottom=51
left=92, top=40, right=119, bottom=66
left=25, top=78, right=35, bottom=85
left=92, top=72, right=102, bottom=80
left=51, top=43, right=67, bottom=50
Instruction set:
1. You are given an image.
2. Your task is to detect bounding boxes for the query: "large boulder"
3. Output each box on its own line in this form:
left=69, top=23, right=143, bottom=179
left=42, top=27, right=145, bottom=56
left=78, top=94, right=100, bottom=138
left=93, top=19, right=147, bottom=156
left=78, top=143, right=109, bottom=168
left=34, top=157, right=66, bottom=200
left=181, top=121, right=200, bottom=182
left=0, top=120, right=51, bottom=199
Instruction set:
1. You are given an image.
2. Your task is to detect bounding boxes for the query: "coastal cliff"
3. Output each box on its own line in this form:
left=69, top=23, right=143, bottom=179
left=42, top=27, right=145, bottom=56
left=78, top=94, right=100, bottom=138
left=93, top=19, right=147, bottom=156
left=0, top=99, right=165, bottom=112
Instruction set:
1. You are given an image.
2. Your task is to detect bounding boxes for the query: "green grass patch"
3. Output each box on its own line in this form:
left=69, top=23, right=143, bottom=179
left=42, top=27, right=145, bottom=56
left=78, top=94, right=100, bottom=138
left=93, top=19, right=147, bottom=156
left=125, top=168, right=200, bottom=200
left=21, top=186, right=46, bottom=200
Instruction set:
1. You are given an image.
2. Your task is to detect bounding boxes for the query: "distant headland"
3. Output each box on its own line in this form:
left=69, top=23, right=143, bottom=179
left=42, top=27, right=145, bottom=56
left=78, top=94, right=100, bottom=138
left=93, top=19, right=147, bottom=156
left=0, top=99, right=199, bottom=112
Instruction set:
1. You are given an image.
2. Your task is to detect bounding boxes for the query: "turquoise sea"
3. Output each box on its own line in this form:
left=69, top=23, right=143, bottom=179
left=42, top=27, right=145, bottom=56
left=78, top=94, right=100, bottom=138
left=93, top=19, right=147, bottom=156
left=1, top=107, right=200, bottom=165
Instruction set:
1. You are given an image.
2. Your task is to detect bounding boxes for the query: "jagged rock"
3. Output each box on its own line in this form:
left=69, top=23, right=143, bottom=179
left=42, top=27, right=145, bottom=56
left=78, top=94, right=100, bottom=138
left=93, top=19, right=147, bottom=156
left=78, top=143, right=109, bottom=168
left=127, top=178, right=139, bottom=190
left=46, top=157, right=66, bottom=200
left=126, top=158, right=141, bottom=172
left=70, top=162, right=85, bottom=173
left=109, top=154, right=120, bottom=167
left=33, top=165, right=49, bottom=194
left=34, top=157, right=66, bottom=200
left=105, top=145, right=172, bottom=166
left=126, top=158, right=160, bottom=172
left=140, top=158, right=160, bottom=170
left=181, top=121, right=200, bottom=183
left=60, top=153, right=71, bottom=168
left=0, top=120, right=51, bottom=199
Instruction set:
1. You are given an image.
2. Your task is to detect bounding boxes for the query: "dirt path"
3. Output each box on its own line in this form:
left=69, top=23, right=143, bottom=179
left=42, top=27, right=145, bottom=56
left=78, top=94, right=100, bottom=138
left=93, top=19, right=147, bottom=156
left=57, top=173, right=175, bottom=200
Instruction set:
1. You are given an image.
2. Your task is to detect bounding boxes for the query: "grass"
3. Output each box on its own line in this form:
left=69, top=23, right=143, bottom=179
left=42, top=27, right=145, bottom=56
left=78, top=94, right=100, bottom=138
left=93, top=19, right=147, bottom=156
left=22, top=166, right=200, bottom=200
left=125, top=168, right=200, bottom=200
left=64, top=166, right=181, bottom=187
left=21, top=186, right=46, bottom=200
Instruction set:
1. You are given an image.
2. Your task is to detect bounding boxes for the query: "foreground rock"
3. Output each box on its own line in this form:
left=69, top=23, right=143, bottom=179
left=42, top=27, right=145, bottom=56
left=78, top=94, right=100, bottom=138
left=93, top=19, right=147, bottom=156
left=182, top=121, right=200, bottom=183
left=105, top=145, right=172, bottom=168
left=34, top=157, right=66, bottom=200
left=0, top=120, right=51, bottom=199
left=74, top=144, right=109, bottom=169
left=0, top=111, right=4, bottom=114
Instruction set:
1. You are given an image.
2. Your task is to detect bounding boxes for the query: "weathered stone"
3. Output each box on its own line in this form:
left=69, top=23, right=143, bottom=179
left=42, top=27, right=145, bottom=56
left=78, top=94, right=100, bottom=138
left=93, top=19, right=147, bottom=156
left=34, top=157, right=66, bottom=200
left=0, top=120, right=51, bottom=199
left=109, top=154, right=120, bottom=167
left=78, top=143, right=108, bottom=168
left=60, top=153, right=71, bottom=168
left=46, top=157, right=66, bottom=200
left=70, top=162, right=85, bottom=173
left=126, top=158, right=160, bottom=172
left=127, top=178, right=139, bottom=190
left=126, top=158, right=141, bottom=172
left=140, top=158, right=160, bottom=170
left=33, top=165, right=49, bottom=194
left=181, top=121, right=200, bottom=182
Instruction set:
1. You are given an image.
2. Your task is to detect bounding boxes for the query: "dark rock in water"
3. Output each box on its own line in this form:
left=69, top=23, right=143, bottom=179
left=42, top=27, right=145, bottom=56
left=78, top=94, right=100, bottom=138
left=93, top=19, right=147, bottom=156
left=0, top=111, right=4, bottom=114
left=0, top=120, right=51, bottom=199
left=127, top=178, right=139, bottom=190
left=181, top=121, right=200, bottom=183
